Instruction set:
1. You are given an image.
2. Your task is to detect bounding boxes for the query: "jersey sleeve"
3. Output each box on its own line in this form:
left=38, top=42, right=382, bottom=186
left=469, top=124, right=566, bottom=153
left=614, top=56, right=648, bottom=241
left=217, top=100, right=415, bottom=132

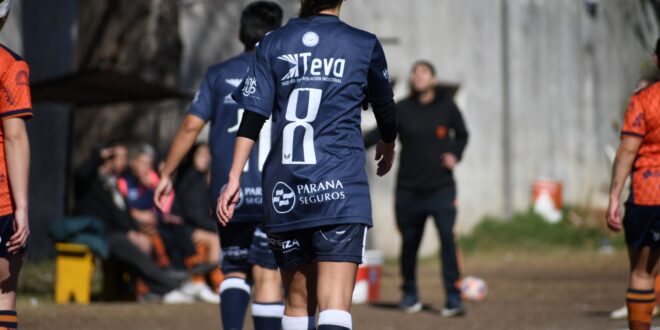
left=366, top=39, right=394, bottom=106
left=186, top=70, right=214, bottom=121
left=232, top=44, right=276, bottom=118
left=622, top=95, right=645, bottom=138
left=0, top=60, right=33, bottom=120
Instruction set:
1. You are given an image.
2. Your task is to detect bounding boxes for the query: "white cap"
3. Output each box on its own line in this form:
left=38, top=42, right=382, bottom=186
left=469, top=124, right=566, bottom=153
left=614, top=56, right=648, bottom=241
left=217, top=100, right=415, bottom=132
left=0, top=0, right=13, bottom=19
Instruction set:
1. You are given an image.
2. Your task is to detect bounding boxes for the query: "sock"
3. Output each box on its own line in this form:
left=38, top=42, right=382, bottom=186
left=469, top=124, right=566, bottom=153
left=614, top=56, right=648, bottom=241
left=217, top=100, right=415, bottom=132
left=252, top=302, right=284, bottom=330
left=627, top=288, right=655, bottom=330
left=318, top=310, right=351, bottom=330
left=0, top=311, right=17, bottom=330
left=281, top=315, right=315, bottom=330
left=220, top=277, right=251, bottom=330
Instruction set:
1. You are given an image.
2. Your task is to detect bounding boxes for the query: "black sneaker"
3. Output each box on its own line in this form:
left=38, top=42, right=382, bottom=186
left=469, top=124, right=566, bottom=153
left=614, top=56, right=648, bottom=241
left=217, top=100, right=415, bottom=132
left=398, top=291, right=422, bottom=313
left=441, top=305, right=466, bottom=317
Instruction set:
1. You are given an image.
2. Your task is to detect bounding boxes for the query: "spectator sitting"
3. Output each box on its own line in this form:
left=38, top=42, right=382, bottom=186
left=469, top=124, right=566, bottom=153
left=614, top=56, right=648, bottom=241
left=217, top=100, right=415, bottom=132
left=74, top=143, right=189, bottom=302
left=171, top=143, right=223, bottom=298
left=120, top=143, right=218, bottom=303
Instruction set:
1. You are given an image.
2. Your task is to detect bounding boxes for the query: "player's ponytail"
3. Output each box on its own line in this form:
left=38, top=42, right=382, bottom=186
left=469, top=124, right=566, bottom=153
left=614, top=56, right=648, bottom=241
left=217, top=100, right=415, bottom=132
left=299, top=0, right=343, bottom=18
left=656, top=37, right=660, bottom=58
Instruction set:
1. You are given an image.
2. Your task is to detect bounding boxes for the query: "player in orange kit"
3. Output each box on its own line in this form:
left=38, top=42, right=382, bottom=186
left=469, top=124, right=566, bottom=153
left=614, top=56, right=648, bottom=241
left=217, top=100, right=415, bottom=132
left=607, top=38, right=660, bottom=330
left=0, top=0, right=34, bottom=329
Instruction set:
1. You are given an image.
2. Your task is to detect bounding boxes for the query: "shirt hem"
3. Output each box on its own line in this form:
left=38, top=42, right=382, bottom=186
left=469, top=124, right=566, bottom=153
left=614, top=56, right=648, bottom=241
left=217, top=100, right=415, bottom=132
left=264, top=216, right=372, bottom=234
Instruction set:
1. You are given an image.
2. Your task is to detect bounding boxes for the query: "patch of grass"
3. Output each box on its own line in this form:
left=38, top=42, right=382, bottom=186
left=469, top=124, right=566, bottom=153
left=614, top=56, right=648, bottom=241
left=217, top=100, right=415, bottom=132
left=18, top=259, right=54, bottom=298
left=458, top=209, right=624, bottom=254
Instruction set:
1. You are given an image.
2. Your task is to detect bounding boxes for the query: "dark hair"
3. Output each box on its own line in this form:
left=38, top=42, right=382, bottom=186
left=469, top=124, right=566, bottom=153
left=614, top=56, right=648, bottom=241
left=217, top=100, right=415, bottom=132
left=412, top=60, right=436, bottom=77
left=655, top=37, right=660, bottom=58
left=299, top=0, right=343, bottom=18
left=409, top=60, right=438, bottom=99
left=240, top=1, right=283, bottom=51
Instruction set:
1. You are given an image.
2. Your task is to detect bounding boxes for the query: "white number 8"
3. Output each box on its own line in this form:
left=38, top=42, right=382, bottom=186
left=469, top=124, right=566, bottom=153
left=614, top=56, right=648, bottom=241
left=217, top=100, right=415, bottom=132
left=282, top=88, right=322, bottom=165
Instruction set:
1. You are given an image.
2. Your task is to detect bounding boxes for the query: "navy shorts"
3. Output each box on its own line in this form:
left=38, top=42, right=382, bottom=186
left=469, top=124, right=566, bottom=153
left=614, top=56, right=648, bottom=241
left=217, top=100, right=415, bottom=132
left=0, top=215, right=19, bottom=257
left=267, top=224, right=367, bottom=271
left=247, top=227, right=278, bottom=270
left=624, top=203, right=660, bottom=250
left=217, top=222, right=278, bottom=274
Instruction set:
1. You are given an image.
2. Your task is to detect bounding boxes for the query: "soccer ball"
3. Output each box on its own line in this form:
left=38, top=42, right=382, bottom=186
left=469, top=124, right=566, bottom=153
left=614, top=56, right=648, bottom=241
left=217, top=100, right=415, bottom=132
left=461, top=276, right=487, bottom=302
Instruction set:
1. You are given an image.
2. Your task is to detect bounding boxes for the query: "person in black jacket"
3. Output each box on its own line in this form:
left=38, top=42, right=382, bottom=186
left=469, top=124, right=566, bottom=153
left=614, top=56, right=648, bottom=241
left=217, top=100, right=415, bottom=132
left=394, top=61, right=469, bottom=316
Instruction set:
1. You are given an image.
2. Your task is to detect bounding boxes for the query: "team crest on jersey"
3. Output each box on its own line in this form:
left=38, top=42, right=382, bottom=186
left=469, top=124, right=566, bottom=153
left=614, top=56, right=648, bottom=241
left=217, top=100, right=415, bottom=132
left=242, top=76, right=257, bottom=96
left=302, top=31, right=319, bottom=47
left=272, top=182, right=296, bottom=214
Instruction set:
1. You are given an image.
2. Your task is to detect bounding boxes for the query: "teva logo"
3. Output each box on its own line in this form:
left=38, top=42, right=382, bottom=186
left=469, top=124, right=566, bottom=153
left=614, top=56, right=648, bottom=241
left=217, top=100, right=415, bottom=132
left=272, top=182, right=296, bottom=214
left=277, top=52, right=346, bottom=82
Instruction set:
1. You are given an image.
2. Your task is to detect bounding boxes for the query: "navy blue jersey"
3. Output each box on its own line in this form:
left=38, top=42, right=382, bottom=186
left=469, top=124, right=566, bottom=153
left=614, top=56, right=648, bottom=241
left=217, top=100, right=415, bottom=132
left=187, top=52, right=271, bottom=223
left=232, top=15, right=394, bottom=233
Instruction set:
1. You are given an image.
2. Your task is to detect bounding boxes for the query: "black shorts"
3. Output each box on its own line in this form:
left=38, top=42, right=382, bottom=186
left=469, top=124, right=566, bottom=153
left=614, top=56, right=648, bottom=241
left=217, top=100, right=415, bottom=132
left=624, top=203, right=660, bottom=250
left=217, top=222, right=278, bottom=274
left=0, top=214, right=20, bottom=257
left=267, top=224, right=367, bottom=271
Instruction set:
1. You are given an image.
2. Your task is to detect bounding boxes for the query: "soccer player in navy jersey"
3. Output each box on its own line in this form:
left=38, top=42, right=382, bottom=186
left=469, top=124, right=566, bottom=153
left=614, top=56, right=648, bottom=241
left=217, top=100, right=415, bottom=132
left=154, top=2, right=284, bottom=329
left=217, top=1, right=398, bottom=329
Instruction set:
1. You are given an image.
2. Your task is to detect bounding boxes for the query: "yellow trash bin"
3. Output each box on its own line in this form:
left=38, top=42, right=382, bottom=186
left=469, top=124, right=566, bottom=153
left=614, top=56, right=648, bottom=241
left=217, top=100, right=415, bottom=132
left=54, top=243, right=94, bottom=304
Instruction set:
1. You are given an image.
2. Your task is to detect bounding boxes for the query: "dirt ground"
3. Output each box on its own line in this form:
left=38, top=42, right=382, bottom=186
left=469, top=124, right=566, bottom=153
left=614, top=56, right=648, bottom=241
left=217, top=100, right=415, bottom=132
left=20, top=251, right=637, bottom=330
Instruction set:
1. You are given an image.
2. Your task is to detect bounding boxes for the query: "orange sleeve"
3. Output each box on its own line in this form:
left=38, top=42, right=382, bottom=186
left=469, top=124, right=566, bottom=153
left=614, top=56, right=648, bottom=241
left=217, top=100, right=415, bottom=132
left=0, top=60, right=32, bottom=120
left=622, top=96, right=645, bottom=138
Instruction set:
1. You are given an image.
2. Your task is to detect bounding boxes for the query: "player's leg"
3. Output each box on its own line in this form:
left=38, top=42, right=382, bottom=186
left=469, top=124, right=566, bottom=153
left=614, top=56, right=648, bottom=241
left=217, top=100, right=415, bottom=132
left=281, top=264, right=317, bottom=330
left=624, top=205, right=660, bottom=330
left=314, top=224, right=366, bottom=330
left=249, top=227, right=284, bottom=329
left=627, top=246, right=660, bottom=330
left=316, top=262, right=358, bottom=330
left=0, top=254, right=22, bottom=330
left=269, top=229, right=316, bottom=330
left=430, top=187, right=464, bottom=317
left=218, top=222, right=254, bottom=330
left=395, top=189, right=427, bottom=312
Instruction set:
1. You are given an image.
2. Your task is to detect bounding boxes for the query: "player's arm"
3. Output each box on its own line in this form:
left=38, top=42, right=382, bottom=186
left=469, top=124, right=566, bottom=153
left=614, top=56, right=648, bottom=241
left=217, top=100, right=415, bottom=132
left=606, top=136, right=642, bottom=231
left=154, top=114, right=206, bottom=210
left=372, top=100, right=398, bottom=176
left=608, top=96, right=646, bottom=232
left=367, top=39, right=398, bottom=177
left=217, top=111, right=267, bottom=225
left=4, top=118, right=30, bottom=253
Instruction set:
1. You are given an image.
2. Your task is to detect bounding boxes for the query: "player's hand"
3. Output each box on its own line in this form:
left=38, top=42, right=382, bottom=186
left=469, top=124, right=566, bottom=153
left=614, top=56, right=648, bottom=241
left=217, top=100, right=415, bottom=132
left=375, top=140, right=396, bottom=177
left=606, top=198, right=623, bottom=232
left=154, top=175, right=174, bottom=212
left=441, top=153, right=458, bottom=170
left=217, top=179, right=241, bottom=226
left=8, top=208, right=29, bottom=254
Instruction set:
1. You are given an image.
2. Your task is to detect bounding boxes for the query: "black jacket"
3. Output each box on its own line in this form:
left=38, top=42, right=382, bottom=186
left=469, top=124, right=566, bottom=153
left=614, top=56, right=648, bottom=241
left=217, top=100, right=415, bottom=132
left=75, top=175, right=139, bottom=234
left=365, top=87, right=469, bottom=191
left=396, top=87, right=469, bottom=191
left=171, top=169, right=216, bottom=232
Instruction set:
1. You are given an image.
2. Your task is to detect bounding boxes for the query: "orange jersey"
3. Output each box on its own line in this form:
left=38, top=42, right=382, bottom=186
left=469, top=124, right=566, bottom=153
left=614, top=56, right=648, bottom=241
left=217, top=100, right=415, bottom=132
left=0, top=45, right=33, bottom=216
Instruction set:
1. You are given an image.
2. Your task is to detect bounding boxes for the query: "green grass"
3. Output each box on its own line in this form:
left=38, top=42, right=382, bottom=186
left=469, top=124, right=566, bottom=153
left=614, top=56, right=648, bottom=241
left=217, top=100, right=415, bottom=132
left=458, top=209, right=624, bottom=254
